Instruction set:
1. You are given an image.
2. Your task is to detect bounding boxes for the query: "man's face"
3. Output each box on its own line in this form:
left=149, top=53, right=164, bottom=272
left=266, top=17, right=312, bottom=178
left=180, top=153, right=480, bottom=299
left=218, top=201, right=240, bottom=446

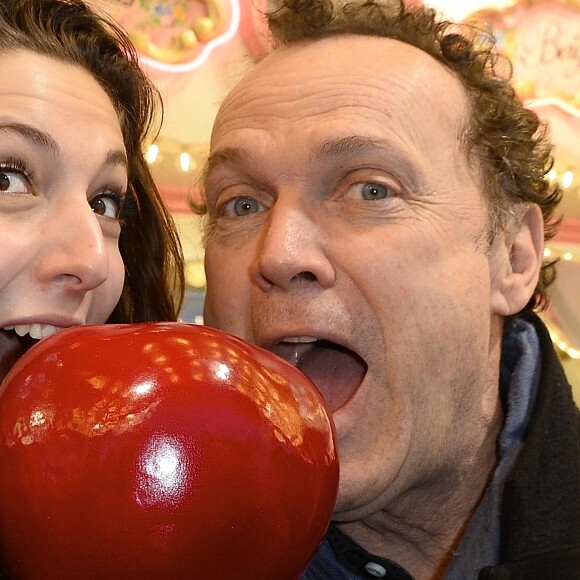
left=203, top=36, right=516, bottom=518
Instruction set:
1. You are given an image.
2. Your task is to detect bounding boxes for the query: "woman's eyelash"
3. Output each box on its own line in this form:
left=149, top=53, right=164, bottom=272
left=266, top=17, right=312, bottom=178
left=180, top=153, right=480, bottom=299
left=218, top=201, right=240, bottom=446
left=119, top=188, right=137, bottom=222
left=0, top=157, right=34, bottom=180
left=0, top=159, right=129, bottom=219
left=105, top=185, right=130, bottom=219
left=105, top=185, right=127, bottom=203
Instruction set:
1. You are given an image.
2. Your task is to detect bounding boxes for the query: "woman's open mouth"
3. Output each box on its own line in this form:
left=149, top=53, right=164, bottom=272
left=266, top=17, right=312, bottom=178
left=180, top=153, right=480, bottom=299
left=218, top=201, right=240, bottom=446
left=0, top=330, right=35, bottom=384
left=0, top=325, right=64, bottom=384
left=268, top=338, right=368, bottom=412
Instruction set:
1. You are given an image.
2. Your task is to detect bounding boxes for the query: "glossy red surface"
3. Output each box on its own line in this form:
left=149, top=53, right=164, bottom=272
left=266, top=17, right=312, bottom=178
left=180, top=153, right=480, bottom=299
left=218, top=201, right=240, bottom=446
left=0, top=323, right=338, bottom=579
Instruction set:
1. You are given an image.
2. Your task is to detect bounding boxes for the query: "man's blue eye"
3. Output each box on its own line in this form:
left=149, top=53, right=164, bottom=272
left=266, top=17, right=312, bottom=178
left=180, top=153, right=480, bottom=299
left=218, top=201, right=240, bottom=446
left=361, top=183, right=390, bottom=200
left=233, top=197, right=260, bottom=216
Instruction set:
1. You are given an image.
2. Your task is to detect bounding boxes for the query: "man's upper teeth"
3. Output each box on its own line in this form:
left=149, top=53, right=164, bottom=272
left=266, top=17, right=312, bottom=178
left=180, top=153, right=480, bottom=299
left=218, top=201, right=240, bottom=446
left=283, top=336, right=318, bottom=343
left=3, top=324, right=63, bottom=340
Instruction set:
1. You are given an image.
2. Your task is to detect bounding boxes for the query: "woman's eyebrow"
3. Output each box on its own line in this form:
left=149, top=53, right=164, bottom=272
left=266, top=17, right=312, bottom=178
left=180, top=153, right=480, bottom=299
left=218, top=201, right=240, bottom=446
left=0, top=121, right=127, bottom=169
left=0, top=122, right=61, bottom=156
left=104, top=149, right=128, bottom=169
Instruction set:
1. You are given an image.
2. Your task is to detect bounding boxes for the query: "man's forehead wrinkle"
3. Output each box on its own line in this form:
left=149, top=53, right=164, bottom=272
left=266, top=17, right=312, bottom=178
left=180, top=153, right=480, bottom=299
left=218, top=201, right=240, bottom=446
left=217, top=51, right=403, bottom=116
left=216, top=86, right=365, bottom=126
left=209, top=36, right=472, bottom=188
left=216, top=66, right=465, bottom=136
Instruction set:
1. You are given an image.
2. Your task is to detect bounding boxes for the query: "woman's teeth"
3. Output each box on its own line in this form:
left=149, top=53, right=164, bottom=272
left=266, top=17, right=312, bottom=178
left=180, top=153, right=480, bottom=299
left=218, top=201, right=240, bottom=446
left=3, top=324, right=63, bottom=340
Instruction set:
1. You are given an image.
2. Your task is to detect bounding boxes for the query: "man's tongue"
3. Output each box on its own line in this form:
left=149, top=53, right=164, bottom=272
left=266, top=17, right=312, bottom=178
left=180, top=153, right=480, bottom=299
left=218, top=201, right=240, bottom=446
left=296, top=341, right=366, bottom=412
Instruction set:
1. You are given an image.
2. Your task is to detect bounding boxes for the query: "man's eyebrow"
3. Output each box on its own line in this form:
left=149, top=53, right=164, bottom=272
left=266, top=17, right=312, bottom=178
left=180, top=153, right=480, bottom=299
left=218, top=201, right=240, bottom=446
left=0, top=122, right=61, bottom=156
left=205, top=147, right=250, bottom=177
left=205, top=138, right=400, bottom=174
left=204, top=136, right=415, bottom=186
left=313, top=135, right=401, bottom=162
left=313, top=135, right=422, bottom=185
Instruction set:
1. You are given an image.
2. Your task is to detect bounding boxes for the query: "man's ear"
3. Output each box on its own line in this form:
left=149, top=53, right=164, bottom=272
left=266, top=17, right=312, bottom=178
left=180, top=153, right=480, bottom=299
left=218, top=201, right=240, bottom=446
left=490, top=204, right=545, bottom=316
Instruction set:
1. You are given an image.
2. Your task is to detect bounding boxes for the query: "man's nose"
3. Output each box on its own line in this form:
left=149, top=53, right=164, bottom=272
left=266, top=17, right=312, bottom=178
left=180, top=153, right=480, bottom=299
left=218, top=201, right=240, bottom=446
left=36, top=200, right=110, bottom=291
left=251, top=201, right=335, bottom=291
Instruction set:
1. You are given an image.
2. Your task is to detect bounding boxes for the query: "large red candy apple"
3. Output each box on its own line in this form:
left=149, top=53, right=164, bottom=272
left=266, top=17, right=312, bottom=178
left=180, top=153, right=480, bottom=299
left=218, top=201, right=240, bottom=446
left=0, top=323, right=338, bottom=579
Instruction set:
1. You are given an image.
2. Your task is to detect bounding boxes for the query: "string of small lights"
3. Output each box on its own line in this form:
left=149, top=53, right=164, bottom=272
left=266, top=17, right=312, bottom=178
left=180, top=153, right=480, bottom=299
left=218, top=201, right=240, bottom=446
left=543, top=245, right=580, bottom=361
left=549, top=327, right=580, bottom=360
left=145, top=139, right=208, bottom=176
left=536, top=154, right=580, bottom=358
left=544, top=246, right=580, bottom=264
left=143, top=141, right=580, bottom=187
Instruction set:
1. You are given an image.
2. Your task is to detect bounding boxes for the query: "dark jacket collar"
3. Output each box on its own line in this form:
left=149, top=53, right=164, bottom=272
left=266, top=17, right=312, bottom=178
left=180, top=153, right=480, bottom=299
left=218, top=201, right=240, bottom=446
left=481, top=311, right=580, bottom=579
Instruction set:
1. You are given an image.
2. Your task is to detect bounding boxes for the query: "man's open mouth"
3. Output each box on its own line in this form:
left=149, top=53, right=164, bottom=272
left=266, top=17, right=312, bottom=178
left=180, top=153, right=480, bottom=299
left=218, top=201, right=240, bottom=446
left=268, top=338, right=368, bottom=412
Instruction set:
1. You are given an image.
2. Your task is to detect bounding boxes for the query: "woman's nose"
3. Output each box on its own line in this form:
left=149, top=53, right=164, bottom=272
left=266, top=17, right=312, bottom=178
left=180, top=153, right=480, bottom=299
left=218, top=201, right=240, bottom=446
left=36, top=200, right=111, bottom=292
left=251, top=202, right=335, bottom=292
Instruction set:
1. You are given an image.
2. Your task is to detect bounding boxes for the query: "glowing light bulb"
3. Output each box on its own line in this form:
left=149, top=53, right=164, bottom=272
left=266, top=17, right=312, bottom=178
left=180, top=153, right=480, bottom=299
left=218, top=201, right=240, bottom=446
left=145, top=143, right=159, bottom=164
left=562, top=170, right=574, bottom=189
left=180, top=151, right=191, bottom=172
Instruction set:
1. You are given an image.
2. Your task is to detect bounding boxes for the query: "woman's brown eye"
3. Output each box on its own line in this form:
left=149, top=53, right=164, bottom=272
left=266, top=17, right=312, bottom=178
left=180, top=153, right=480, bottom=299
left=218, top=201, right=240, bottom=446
left=0, top=170, right=29, bottom=194
left=90, top=195, right=121, bottom=218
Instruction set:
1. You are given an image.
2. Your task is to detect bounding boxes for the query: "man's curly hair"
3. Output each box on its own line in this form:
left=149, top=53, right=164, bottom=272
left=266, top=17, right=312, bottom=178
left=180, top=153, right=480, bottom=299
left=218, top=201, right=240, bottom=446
left=265, top=0, right=562, bottom=311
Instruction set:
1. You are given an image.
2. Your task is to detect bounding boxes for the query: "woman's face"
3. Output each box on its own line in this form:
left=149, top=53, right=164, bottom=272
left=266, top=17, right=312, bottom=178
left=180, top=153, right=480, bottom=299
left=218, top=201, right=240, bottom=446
left=0, top=50, right=128, bottom=381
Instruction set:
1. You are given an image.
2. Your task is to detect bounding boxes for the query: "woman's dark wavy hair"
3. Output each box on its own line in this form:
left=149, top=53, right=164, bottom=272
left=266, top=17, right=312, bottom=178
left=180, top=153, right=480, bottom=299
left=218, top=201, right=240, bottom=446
left=266, top=0, right=562, bottom=311
left=0, top=0, right=184, bottom=322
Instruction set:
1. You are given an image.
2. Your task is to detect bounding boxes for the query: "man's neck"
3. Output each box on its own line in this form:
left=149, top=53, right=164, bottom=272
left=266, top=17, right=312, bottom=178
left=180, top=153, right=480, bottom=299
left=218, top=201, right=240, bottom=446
left=336, top=413, right=503, bottom=580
